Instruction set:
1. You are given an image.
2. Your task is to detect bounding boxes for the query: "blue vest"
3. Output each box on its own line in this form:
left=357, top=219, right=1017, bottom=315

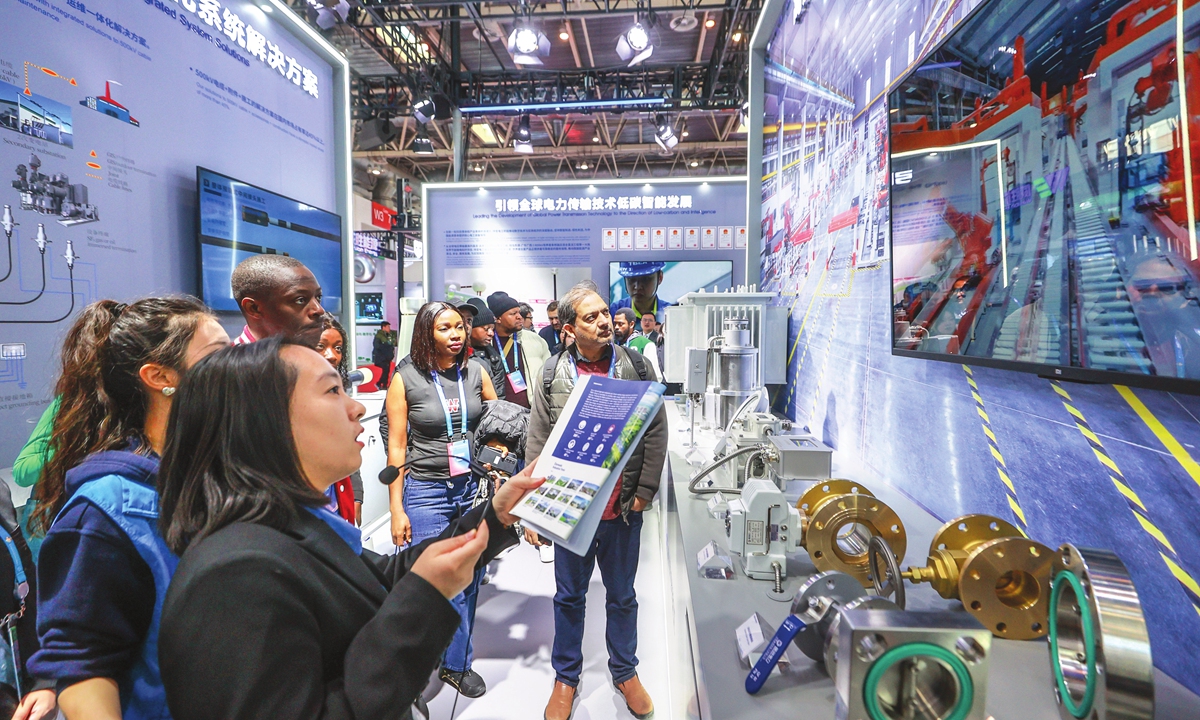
left=59, top=475, right=177, bottom=720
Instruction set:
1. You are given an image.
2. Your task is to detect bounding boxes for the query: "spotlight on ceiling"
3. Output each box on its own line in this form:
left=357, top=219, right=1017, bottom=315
left=508, top=25, right=551, bottom=65
left=616, top=20, right=654, bottom=66
left=653, top=113, right=678, bottom=152
left=413, top=95, right=451, bottom=124
left=690, top=160, right=699, bottom=167
left=670, top=9, right=698, bottom=32
left=559, top=24, right=571, bottom=41
left=411, top=124, right=435, bottom=155
left=513, top=114, right=533, bottom=154
left=704, top=16, right=715, bottom=28
left=731, top=30, right=743, bottom=42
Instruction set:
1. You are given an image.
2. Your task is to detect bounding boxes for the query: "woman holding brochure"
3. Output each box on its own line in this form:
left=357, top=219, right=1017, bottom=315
left=384, top=301, right=499, bottom=699
left=155, top=337, right=537, bottom=718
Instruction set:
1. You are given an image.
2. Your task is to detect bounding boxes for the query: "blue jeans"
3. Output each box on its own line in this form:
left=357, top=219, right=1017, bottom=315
left=552, top=512, right=643, bottom=687
left=404, top=475, right=482, bottom=673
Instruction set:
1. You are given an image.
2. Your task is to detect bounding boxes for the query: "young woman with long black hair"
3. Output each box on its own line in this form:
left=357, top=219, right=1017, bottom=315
left=384, top=301, right=498, bottom=698
left=28, top=296, right=229, bottom=719
left=155, top=338, right=539, bottom=718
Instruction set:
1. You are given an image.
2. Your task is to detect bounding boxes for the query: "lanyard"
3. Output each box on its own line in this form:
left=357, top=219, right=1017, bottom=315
left=0, top=527, right=26, bottom=700
left=495, top=333, right=520, bottom=374
left=431, top=367, right=468, bottom=439
left=567, top=344, right=617, bottom=379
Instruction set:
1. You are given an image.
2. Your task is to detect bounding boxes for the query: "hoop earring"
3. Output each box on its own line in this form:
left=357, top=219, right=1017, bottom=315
left=162, top=387, right=176, bottom=397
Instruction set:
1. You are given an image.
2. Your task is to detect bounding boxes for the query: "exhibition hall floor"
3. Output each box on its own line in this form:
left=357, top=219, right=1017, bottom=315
left=423, top=509, right=676, bottom=720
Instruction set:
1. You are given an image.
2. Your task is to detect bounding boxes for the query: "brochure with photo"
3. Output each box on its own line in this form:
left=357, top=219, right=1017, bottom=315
left=513, top=374, right=666, bottom=555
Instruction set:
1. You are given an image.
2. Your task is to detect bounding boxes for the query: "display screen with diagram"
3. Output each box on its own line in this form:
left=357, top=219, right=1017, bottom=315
left=198, top=167, right=343, bottom=314
left=889, top=0, right=1200, bottom=386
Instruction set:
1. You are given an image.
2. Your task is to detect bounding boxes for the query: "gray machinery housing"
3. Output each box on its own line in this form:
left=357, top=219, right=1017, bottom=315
left=13, top=154, right=100, bottom=226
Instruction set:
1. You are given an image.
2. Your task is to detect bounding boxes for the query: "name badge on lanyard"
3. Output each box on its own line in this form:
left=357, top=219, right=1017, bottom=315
left=497, top=334, right=527, bottom=393
left=432, top=368, right=471, bottom=477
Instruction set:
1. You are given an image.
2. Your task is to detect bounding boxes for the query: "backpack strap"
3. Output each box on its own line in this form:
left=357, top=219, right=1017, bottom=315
left=619, top=345, right=649, bottom=381
left=542, top=351, right=562, bottom=398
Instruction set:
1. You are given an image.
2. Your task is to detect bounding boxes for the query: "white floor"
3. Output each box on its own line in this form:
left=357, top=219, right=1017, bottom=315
left=423, top=507, right=674, bottom=720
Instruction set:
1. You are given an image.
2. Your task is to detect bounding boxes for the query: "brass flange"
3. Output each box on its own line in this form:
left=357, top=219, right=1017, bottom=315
left=904, top=514, right=1054, bottom=640
left=796, top=480, right=908, bottom=585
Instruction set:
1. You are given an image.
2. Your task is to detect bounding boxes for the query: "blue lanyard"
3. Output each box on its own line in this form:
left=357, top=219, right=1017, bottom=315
left=567, top=344, right=617, bottom=379
left=495, top=333, right=520, bottom=374
left=0, top=529, right=27, bottom=615
left=0, top=526, right=27, bottom=700
left=431, top=367, right=468, bottom=438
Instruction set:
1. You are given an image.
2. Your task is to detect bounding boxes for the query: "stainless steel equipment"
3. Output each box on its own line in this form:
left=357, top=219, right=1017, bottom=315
left=833, top=608, right=992, bottom=720
left=706, top=318, right=760, bottom=430
left=789, top=571, right=901, bottom=670
left=664, top=288, right=788, bottom=388
left=1048, top=544, right=1153, bottom=720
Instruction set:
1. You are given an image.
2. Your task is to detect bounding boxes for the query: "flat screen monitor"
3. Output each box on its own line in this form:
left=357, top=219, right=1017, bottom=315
left=197, top=167, right=343, bottom=314
left=608, top=260, right=733, bottom=308
left=356, top=292, right=384, bottom=322
left=888, top=0, right=1200, bottom=391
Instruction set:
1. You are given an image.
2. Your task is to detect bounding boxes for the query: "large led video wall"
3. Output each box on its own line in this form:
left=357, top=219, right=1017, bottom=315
left=759, top=0, right=1200, bottom=696
left=890, top=0, right=1200, bottom=389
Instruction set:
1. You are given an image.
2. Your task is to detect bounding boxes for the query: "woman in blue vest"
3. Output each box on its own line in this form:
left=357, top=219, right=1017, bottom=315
left=27, top=297, right=229, bottom=719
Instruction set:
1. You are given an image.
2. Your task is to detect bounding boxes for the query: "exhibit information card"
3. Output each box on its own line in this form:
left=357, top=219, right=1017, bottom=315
left=513, top=375, right=665, bottom=556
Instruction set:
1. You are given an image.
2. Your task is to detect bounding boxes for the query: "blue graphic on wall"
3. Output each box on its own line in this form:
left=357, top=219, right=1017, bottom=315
left=760, top=0, right=1200, bottom=696
left=0, top=79, right=74, bottom=149
left=1, top=0, right=337, bottom=463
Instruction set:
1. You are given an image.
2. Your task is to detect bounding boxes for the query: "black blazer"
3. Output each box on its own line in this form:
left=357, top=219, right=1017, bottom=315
left=159, top=502, right=517, bottom=719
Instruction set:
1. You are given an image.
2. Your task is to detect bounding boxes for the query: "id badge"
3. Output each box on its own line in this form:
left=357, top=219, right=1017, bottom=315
left=447, top=436, right=471, bottom=477
left=507, top=370, right=527, bottom=393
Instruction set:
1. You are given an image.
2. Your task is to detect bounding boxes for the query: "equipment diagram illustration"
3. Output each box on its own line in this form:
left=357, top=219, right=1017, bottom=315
left=13, top=154, right=99, bottom=226
left=81, top=80, right=138, bottom=127
left=0, top=200, right=86, bottom=328
left=0, top=63, right=77, bottom=149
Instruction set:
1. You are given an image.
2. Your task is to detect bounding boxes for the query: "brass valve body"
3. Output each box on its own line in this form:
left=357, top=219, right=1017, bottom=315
left=904, top=514, right=1054, bottom=640
left=796, top=479, right=907, bottom=585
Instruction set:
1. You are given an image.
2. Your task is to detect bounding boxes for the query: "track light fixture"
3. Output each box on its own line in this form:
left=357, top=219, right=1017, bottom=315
left=559, top=24, right=571, bottom=41
left=411, top=124, right=434, bottom=155
left=653, top=113, right=678, bottom=151
left=508, top=25, right=550, bottom=65
left=413, top=94, right=451, bottom=124
left=616, top=17, right=654, bottom=66
left=513, top=114, right=533, bottom=154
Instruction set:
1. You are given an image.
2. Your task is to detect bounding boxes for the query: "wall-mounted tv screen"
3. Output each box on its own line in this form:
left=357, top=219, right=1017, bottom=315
left=888, top=0, right=1200, bottom=390
left=197, top=167, right=343, bottom=314
left=356, top=292, right=384, bottom=322
left=609, top=260, right=733, bottom=309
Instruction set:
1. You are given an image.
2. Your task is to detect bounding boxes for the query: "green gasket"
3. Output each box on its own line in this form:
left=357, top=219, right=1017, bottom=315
left=862, top=641, right=974, bottom=720
left=1049, top=569, right=1098, bottom=718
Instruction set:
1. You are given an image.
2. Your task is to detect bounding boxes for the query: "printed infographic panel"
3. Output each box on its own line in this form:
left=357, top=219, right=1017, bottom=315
left=0, top=0, right=337, bottom=462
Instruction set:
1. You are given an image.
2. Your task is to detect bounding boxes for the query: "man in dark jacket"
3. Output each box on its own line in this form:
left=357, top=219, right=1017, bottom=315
left=467, top=304, right=507, bottom=401
left=524, top=283, right=665, bottom=720
left=372, top=321, right=398, bottom=389
left=538, top=300, right=563, bottom=354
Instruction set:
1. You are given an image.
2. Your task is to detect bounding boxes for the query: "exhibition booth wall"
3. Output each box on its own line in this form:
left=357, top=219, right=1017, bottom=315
left=756, top=0, right=1200, bottom=693
left=423, top=178, right=748, bottom=314
left=0, top=0, right=352, bottom=464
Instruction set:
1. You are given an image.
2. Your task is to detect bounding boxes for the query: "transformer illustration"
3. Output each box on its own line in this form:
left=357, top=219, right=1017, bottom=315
left=12, top=154, right=99, bottom=226
left=80, top=81, right=139, bottom=127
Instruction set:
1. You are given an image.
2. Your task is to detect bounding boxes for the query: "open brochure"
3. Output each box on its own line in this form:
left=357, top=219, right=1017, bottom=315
left=513, top=374, right=666, bottom=556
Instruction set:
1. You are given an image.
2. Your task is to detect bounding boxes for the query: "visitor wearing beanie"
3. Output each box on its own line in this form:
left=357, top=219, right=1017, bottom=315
left=485, top=292, right=548, bottom=409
